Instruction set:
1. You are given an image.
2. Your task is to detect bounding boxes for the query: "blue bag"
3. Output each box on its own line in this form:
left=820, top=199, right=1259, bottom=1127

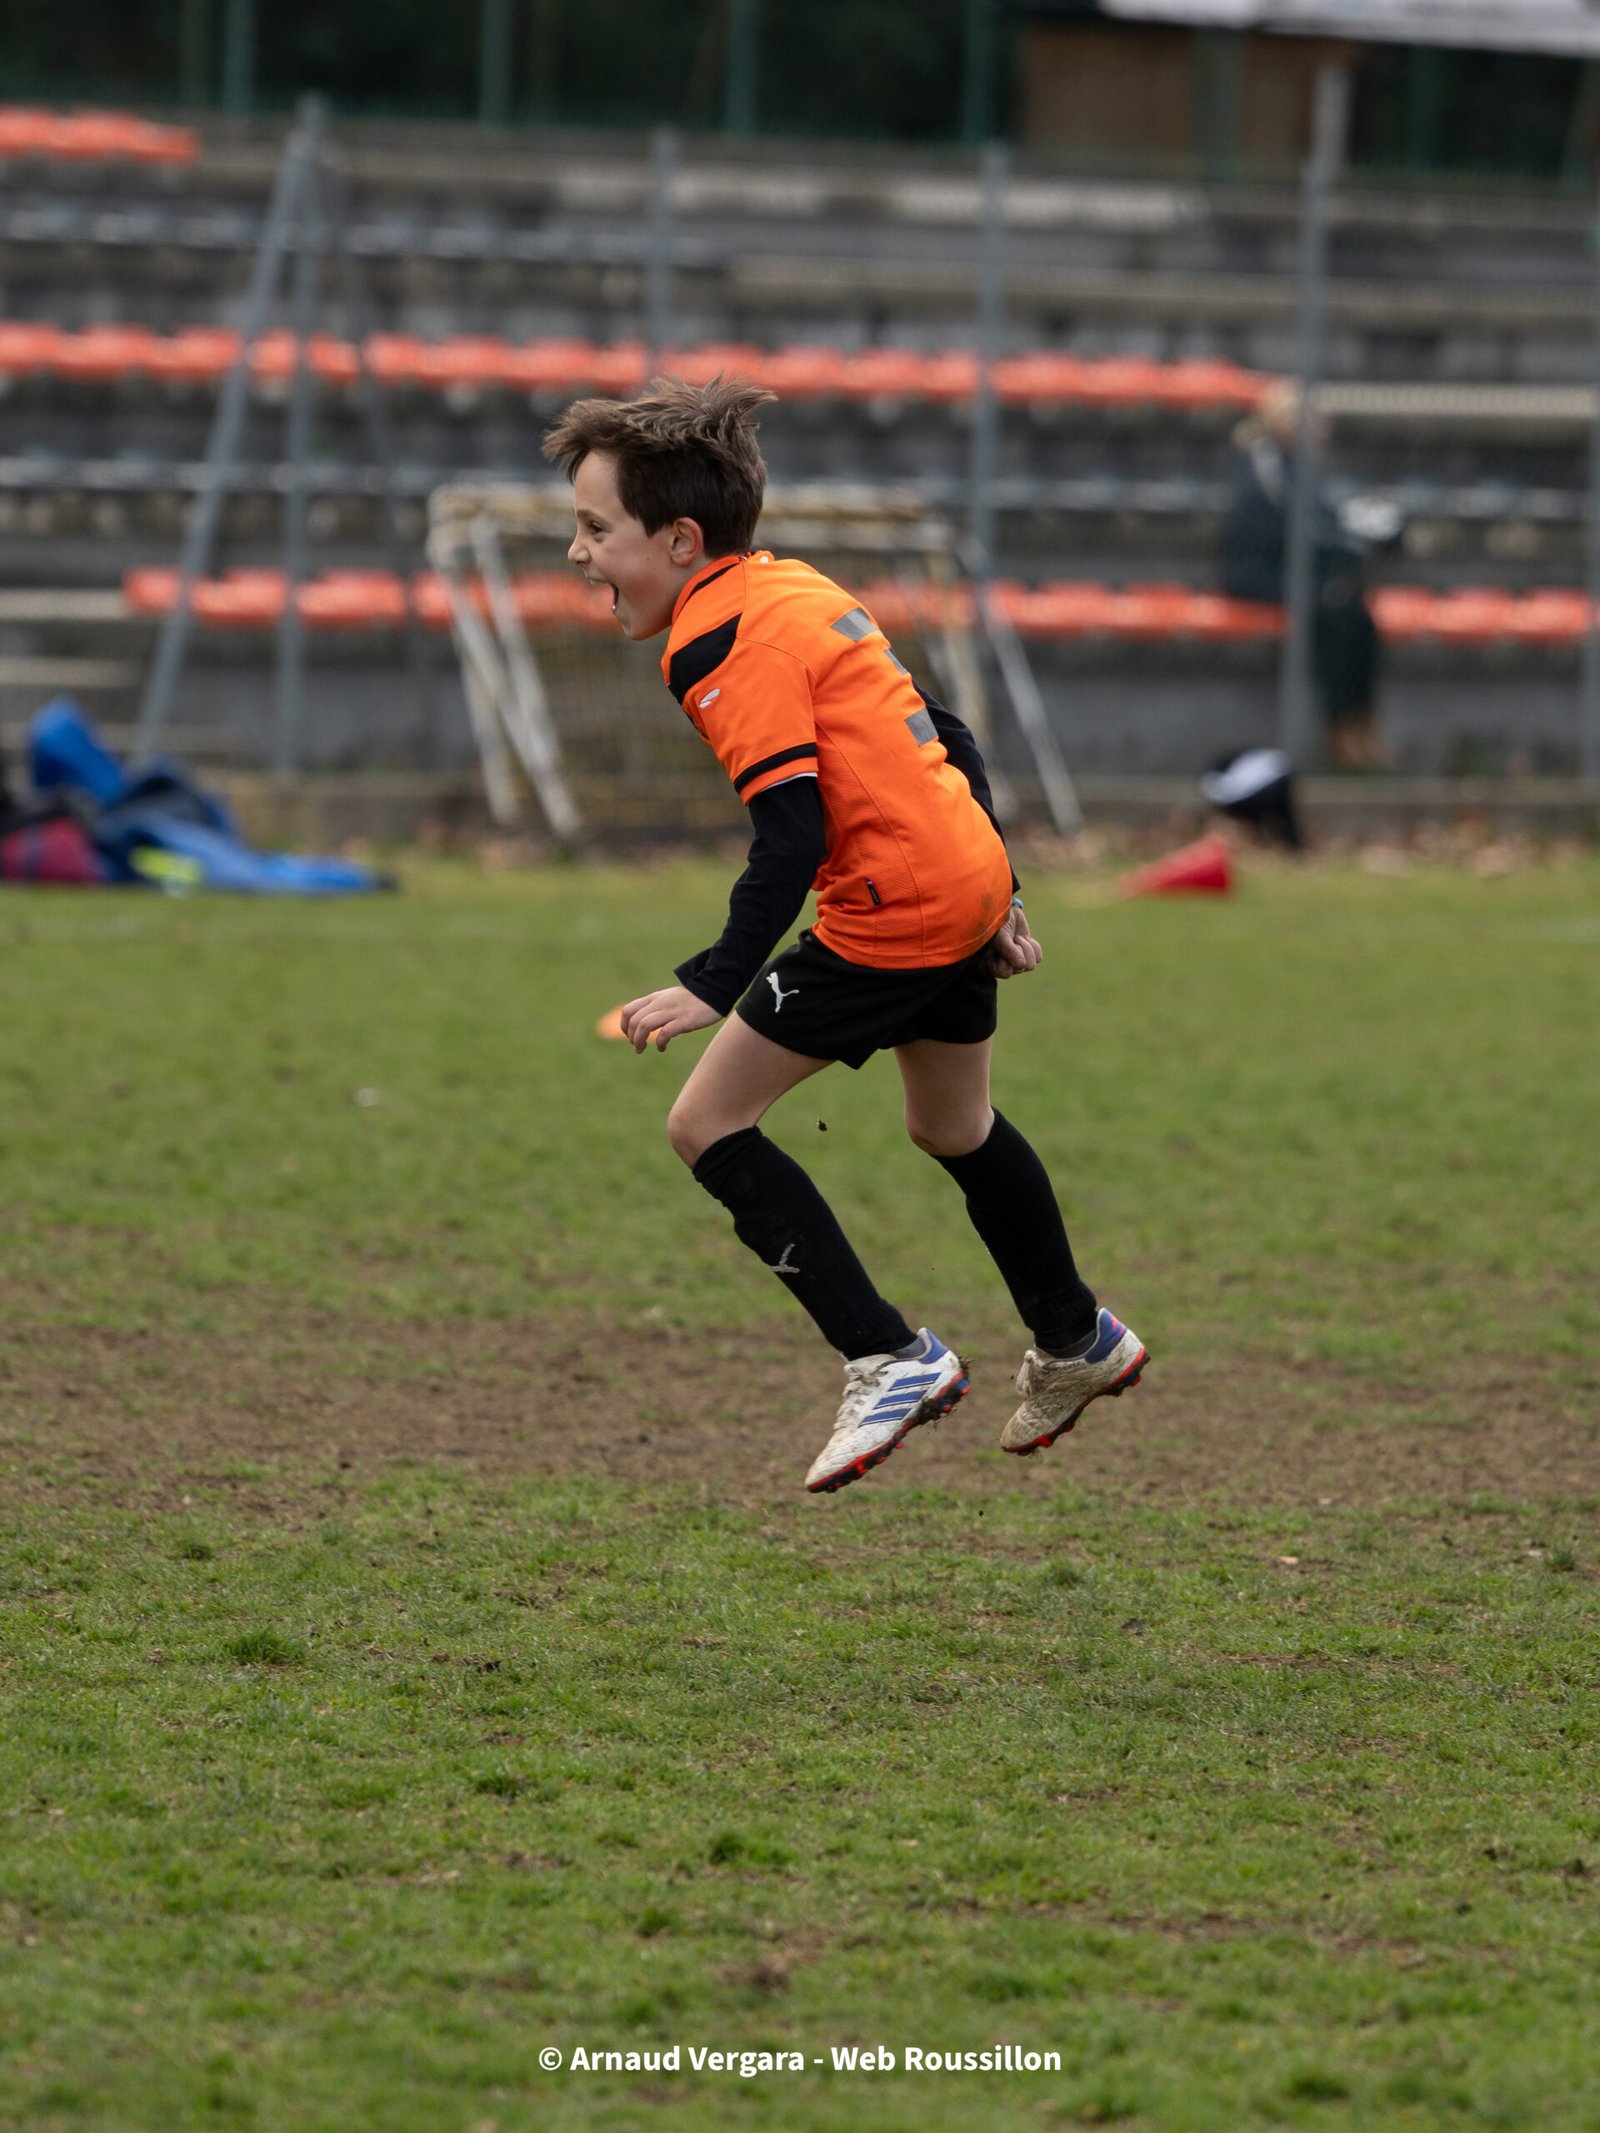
left=29, top=701, right=394, bottom=897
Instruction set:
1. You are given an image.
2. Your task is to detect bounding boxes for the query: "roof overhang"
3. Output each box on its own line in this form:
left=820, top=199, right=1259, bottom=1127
left=1098, top=1, right=1600, bottom=57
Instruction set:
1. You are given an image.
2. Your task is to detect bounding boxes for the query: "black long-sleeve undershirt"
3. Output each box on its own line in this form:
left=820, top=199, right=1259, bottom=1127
left=675, top=777, right=829, bottom=1017
left=922, top=693, right=1005, bottom=851
left=674, top=695, right=1014, bottom=1019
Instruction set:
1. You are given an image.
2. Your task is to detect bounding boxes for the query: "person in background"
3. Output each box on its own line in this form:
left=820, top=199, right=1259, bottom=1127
left=1220, top=380, right=1396, bottom=770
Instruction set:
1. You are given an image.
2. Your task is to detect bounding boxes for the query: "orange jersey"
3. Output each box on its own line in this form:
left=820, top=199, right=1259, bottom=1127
left=661, top=552, right=1012, bottom=969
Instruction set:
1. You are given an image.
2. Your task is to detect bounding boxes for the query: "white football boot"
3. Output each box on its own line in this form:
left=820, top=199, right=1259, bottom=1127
left=805, top=1330, right=969, bottom=1494
left=1000, top=1308, right=1148, bottom=1456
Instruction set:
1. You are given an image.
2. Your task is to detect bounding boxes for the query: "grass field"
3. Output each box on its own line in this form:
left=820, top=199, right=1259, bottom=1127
left=1, top=851, right=1597, bottom=2131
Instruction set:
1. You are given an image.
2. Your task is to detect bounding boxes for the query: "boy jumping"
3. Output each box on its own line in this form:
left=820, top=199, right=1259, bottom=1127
left=545, top=377, right=1147, bottom=1493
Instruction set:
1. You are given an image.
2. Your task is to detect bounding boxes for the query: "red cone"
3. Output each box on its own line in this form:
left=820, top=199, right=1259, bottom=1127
left=1116, top=833, right=1234, bottom=900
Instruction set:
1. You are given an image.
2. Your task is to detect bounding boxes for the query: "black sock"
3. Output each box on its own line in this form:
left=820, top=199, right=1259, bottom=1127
left=692, top=1127, right=915, bottom=1361
left=933, top=1110, right=1098, bottom=1352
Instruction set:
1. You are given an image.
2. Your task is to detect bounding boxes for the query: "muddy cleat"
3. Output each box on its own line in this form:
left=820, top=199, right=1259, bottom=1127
left=805, top=1330, right=969, bottom=1494
left=1000, top=1309, right=1148, bottom=1456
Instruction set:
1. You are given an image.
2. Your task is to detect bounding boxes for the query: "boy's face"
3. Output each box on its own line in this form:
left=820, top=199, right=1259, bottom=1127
left=567, top=451, right=703, bottom=641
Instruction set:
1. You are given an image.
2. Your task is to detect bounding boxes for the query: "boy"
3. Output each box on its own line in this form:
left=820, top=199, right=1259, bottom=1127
left=545, top=377, right=1146, bottom=1493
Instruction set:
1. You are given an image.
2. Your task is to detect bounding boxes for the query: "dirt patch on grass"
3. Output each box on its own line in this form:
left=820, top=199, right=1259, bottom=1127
left=1, top=1313, right=1594, bottom=1516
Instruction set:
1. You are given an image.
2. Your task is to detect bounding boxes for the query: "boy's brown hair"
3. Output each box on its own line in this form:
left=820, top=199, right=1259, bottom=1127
left=543, top=374, right=774, bottom=558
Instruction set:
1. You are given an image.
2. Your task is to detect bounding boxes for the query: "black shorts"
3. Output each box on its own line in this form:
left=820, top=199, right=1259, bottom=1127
left=735, top=927, right=999, bottom=1070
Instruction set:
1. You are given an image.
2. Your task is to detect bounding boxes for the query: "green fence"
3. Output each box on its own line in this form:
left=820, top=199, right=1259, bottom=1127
left=0, top=0, right=1007, bottom=145
left=0, top=2, right=1594, bottom=178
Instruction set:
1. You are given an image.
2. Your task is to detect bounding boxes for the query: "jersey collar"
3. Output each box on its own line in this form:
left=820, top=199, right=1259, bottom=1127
left=670, top=551, right=748, bottom=628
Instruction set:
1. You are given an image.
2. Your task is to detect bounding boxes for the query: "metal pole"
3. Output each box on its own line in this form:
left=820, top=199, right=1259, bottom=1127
left=965, top=140, right=1079, bottom=834
left=276, top=98, right=325, bottom=786
left=961, top=0, right=996, bottom=148
left=179, top=0, right=212, bottom=110
left=311, top=152, right=441, bottom=764
left=1279, top=64, right=1349, bottom=769
left=1582, top=180, right=1600, bottom=783
left=528, top=0, right=561, bottom=121
left=1405, top=45, right=1443, bottom=173
left=1193, top=29, right=1242, bottom=182
left=220, top=0, right=256, bottom=116
left=968, top=138, right=1005, bottom=578
left=975, top=581, right=1083, bottom=835
left=645, top=125, right=678, bottom=374
left=480, top=0, right=515, bottom=126
left=135, top=119, right=309, bottom=756
left=723, top=0, right=759, bottom=136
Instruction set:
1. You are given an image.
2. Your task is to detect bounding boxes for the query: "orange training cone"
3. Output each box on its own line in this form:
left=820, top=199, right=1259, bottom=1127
left=1116, top=833, right=1234, bottom=900
left=594, top=1003, right=628, bottom=1040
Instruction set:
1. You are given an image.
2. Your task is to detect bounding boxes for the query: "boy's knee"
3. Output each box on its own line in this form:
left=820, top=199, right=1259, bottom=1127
left=904, top=1108, right=991, bottom=1161
left=666, top=1097, right=708, bottom=1168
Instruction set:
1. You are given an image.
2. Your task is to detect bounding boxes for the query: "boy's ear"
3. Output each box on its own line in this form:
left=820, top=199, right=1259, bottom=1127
left=667, top=516, right=707, bottom=567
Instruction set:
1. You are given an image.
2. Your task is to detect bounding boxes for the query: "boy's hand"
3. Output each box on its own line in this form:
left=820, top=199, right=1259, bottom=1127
left=989, top=902, right=1042, bottom=980
left=620, top=986, right=723, bottom=1053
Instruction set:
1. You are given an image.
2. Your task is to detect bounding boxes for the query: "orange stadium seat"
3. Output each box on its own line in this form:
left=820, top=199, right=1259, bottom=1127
left=1180, top=592, right=1282, bottom=640
left=1045, top=584, right=1125, bottom=635
left=751, top=345, right=850, bottom=398
left=246, top=331, right=299, bottom=382
left=1424, top=588, right=1521, bottom=641
left=120, top=117, right=201, bottom=166
left=296, top=571, right=409, bottom=628
left=123, top=568, right=180, bottom=615
left=507, top=576, right=576, bottom=628
left=410, top=337, right=515, bottom=392
left=1096, top=584, right=1192, bottom=634
left=0, top=322, right=67, bottom=377
left=0, top=109, right=199, bottom=164
left=500, top=338, right=603, bottom=393
left=144, top=327, right=241, bottom=385
left=0, top=110, right=57, bottom=157
left=1144, top=359, right=1267, bottom=410
left=1501, top=591, right=1590, bottom=642
left=836, top=349, right=935, bottom=401
left=307, top=336, right=361, bottom=387
left=407, top=574, right=456, bottom=629
left=661, top=342, right=768, bottom=387
left=123, top=569, right=285, bottom=626
left=362, top=334, right=430, bottom=387
left=992, top=353, right=1091, bottom=406
left=190, top=571, right=288, bottom=627
left=1072, top=358, right=1172, bottom=406
left=248, top=331, right=361, bottom=385
left=986, top=582, right=1058, bottom=634
left=52, top=326, right=165, bottom=382
left=921, top=351, right=980, bottom=403
left=48, top=115, right=137, bottom=161
left=1368, top=586, right=1439, bottom=637
left=583, top=342, right=649, bottom=394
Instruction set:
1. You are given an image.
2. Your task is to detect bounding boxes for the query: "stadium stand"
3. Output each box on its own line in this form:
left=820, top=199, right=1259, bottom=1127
left=3, top=116, right=1597, bottom=806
